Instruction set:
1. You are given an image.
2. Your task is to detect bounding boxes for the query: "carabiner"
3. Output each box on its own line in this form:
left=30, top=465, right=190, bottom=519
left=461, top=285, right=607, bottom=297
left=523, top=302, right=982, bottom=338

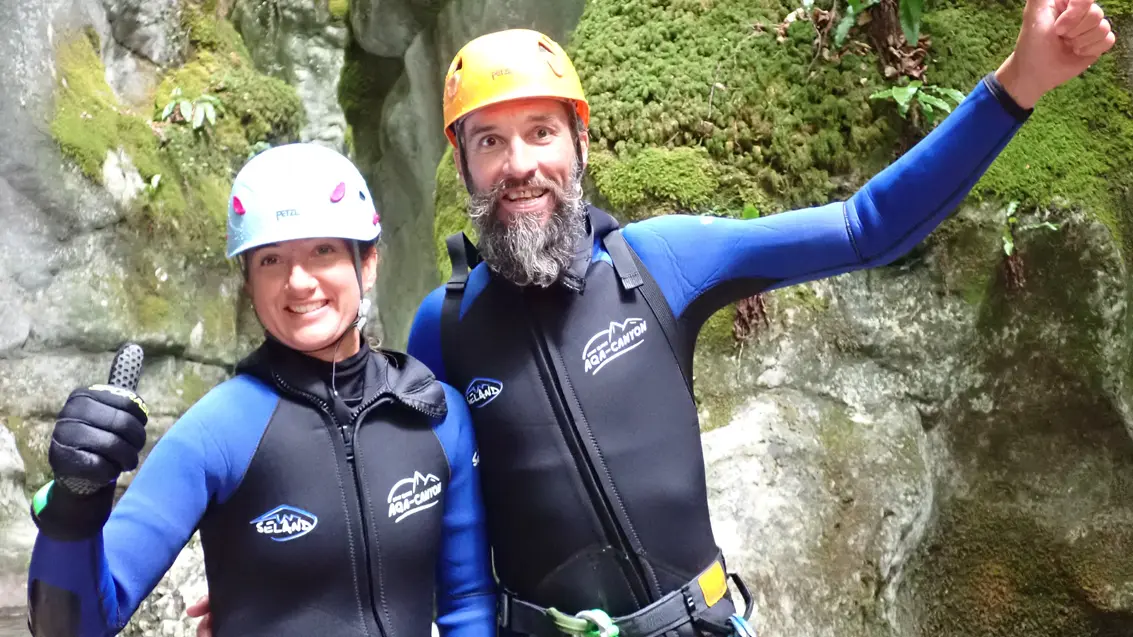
left=575, top=609, right=620, bottom=637
left=728, top=614, right=756, bottom=637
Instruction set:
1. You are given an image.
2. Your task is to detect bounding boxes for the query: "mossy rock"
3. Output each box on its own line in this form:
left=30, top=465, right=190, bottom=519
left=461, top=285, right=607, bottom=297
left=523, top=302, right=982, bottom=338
left=567, top=0, right=901, bottom=214
left=433, top=146, right=476, bottom=283
left=923, top=0, right=1133, bottom=262
left=49, top=3, right=304, bottom=265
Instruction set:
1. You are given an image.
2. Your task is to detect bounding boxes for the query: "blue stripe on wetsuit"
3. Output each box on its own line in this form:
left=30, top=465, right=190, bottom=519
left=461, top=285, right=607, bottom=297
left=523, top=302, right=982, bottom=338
left=407, top=74, right=1027, bottom=381
left=433, top=383, right=497, bottom=635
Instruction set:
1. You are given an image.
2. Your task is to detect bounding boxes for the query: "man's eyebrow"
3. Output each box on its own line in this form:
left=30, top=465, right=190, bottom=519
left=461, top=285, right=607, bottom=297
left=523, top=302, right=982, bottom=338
left=466, top=113, right=562, bottom=139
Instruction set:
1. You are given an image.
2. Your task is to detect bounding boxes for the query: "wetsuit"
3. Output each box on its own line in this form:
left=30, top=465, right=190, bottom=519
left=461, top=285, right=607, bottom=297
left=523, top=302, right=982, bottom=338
left=27, top=338, right=496, bottom=637
left=406, top=74, right=1029, bottom=636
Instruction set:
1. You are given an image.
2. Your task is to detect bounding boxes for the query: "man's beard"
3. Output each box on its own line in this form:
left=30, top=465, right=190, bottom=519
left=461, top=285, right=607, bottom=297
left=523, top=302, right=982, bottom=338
left=467, top=163, right=587, bottom=288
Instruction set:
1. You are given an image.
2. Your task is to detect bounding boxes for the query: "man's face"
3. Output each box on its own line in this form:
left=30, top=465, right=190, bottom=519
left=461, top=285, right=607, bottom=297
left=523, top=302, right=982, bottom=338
left=457, top=98, right=590, bottom=287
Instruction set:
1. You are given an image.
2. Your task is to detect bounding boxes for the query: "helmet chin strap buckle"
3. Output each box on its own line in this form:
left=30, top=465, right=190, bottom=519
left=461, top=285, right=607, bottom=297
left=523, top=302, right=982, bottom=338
left=354, top=297, right=371, bottom=331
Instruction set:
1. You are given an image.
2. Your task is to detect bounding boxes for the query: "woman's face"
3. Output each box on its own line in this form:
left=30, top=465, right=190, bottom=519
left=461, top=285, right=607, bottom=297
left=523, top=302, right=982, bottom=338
left=245, top=237, right=376, bottom=361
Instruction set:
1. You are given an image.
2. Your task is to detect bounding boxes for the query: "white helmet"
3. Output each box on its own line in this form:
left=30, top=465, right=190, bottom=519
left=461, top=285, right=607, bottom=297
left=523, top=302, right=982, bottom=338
left=226, top=142, right=381, bottom=259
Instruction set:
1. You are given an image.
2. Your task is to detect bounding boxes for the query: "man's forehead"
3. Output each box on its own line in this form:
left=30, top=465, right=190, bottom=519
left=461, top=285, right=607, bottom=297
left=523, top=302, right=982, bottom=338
left=463, top=98, right=573, bottom=129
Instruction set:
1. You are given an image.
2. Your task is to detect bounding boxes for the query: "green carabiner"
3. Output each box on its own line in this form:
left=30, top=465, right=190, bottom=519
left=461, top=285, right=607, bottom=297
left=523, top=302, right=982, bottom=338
left=547, top=607, right=620, bottom=637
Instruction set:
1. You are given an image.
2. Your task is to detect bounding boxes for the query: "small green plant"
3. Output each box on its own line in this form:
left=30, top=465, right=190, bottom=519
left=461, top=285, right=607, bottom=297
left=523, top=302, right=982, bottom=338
left=741, top=203, right=760, bottom=220
left=870, top=81, right=966, bottom=129
left=999, top=201, right=1061, bottom=290
left=833, top=0, right=925, bottom=48
left=1001, top=202, right=1060, bottom=257
left=159, top=87, right=222, bottom=132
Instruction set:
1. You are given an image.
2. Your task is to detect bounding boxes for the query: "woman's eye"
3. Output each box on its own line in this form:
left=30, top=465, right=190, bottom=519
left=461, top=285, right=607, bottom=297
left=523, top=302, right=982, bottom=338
left=259, top=255, right=278, bottom=267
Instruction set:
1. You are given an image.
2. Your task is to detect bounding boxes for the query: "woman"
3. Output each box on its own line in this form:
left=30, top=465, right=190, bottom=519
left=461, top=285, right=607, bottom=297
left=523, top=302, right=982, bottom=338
left=25, top=142, right=496, bottom=636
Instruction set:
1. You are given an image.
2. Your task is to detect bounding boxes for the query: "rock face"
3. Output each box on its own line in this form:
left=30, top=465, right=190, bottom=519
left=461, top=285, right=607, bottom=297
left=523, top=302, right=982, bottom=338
left=0, top=0, right=302, bottom=626
left=343, top=0, right=587, bottom=348
left=230, top=0, right=350, bottom=150
left=4, top=0, right=1133, bottom=634
left=699, top=204, right=1133, bottom=636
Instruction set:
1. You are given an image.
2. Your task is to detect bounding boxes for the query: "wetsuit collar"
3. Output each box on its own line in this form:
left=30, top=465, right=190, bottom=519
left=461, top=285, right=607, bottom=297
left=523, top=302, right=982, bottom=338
left=558, top=205, right=620, bottom=294
left=236, top=334, right=448, bottom=420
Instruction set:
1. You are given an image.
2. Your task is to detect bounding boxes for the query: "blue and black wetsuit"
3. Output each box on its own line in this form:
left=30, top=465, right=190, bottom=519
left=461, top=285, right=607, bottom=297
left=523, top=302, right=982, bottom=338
left=407, top=74, right=1030, bottom=635
left=27, top=338, right=496, bottom=637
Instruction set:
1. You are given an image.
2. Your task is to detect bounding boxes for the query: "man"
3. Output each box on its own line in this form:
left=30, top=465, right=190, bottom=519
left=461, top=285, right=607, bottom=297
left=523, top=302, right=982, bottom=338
left=192, top=0, right=1115, bottom=634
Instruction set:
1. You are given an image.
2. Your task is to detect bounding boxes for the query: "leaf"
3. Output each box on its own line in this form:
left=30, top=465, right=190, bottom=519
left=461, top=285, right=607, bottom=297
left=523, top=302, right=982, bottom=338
left=150, top=174, right=161, bottom=190
left=204, top=103, right=216, bottom=126
left=742, top=203, right=760, bottom=220
left=938, top=87, right=967, bottom=104
left=1020, top=222, right=1061, bottom=232
left=1005, top=201, right=1020, bottom=217
left=899, top=0, right=924, bottom=45
left=171, top=87, right=182, bottom=98
left=870, top=87, right=897, bottom=100
left=834, top=13, right=856, bottom=46
left=192, top=103, right=206, bottom=129
left=918, top=92, right=953, bottom=114
left=890, top=84, right=919, bottom=111
left=179, top=100, right=193, bottom=122
left=1002, top=229, right=1015, bottom=256
left=160, top=102, right=175, bottom=121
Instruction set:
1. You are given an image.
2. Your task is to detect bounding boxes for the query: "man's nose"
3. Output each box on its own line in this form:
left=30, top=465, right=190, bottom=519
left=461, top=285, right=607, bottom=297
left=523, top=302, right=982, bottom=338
left=502, top=138, right=538, bottom=181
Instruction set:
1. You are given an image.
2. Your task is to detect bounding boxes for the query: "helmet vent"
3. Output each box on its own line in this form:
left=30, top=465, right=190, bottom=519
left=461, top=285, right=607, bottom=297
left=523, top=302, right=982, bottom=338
left=331, top=181, right=346, bottom=202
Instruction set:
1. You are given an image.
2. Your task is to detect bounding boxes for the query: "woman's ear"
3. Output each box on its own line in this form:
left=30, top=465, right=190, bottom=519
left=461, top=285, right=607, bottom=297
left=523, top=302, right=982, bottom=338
left=362, top=245, right=379, bottom=292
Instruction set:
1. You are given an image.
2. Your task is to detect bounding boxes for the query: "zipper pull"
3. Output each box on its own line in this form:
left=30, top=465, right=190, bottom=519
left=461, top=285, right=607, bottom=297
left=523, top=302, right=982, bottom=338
left=342, top=424, right=355, bottom=462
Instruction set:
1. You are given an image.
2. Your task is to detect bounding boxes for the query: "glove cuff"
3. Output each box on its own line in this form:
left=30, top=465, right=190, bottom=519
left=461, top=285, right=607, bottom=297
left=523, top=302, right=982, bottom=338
left=30, top=480, right=115, bottom=541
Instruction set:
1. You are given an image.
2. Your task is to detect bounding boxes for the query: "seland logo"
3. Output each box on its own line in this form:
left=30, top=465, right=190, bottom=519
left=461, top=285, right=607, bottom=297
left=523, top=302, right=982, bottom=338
left=387, top=471, right=443, bottom=523
left=582, top=318, right=648, bottom=375
left=465, top=378, right=503, bottom=409
left=250, top=505, right=318, bottom=542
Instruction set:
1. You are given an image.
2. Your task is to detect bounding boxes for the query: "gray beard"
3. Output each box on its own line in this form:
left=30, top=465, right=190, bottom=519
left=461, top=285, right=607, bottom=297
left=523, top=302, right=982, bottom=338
left=467, top=163, right=587, bottom=288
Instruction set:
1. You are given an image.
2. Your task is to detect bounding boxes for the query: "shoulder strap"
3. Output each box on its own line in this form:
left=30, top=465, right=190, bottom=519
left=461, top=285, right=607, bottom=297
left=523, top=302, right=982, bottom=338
left=603, top=229, right=694, bottom=394
left=445, top=232, right=481, bottom=292
left=440, top=232, right=480, bottom=381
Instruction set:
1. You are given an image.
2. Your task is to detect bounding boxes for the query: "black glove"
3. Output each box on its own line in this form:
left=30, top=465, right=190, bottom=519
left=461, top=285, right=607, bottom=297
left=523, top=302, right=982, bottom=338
left=49, top=383, right=149, bottom=491
left=32, top=343, right=148, bottom=540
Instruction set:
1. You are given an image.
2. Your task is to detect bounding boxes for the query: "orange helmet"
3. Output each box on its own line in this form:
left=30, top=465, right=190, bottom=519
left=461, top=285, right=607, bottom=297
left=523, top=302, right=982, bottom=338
left=442, top=29, right=590, bottom=147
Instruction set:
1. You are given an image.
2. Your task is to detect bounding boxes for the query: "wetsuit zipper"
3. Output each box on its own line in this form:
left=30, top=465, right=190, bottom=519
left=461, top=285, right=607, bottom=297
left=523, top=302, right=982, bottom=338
left=272, top=372, right=387, bottom=637
left=524, top=298, right=653, bottom=607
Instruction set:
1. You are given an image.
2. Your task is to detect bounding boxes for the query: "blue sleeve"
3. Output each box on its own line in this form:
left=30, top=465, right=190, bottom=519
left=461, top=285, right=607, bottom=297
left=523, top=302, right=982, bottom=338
left=621, top=74, right=1027, bottom=323
left=433, top=383, right=496, bottom=636
left=408, top=286, right=448, bottom=384
left=27, top=376, right=278, bottom=636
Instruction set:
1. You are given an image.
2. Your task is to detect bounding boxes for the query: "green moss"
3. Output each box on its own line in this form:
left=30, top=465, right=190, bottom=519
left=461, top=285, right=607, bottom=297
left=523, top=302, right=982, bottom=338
left=568, top=0, right=900, bottom=212
left=913, top=499, right=1093, bottom=636
left=924, top=1, right=1133, bottom=262
left=337, top=38, right=401, bottom=165
left=183, top=1, right=252, bottom=61
left=697, top=391, right=738, bottom=433
left=588, top=147, right=720, bottom=220
left=694, top=305, right=738, bottom=355
left=433, top=146, right=476, bottom=282
left=50, top=33, right=168, bottom=184
left=770, top=284, right=830, bottom=313
left=49, top=8, right=303, bottom=264
left=922, top=213, right=1003, bottom=307
left=328, top=0, right=349, bottom=22
left=178, top=369, right=215, bottom=409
